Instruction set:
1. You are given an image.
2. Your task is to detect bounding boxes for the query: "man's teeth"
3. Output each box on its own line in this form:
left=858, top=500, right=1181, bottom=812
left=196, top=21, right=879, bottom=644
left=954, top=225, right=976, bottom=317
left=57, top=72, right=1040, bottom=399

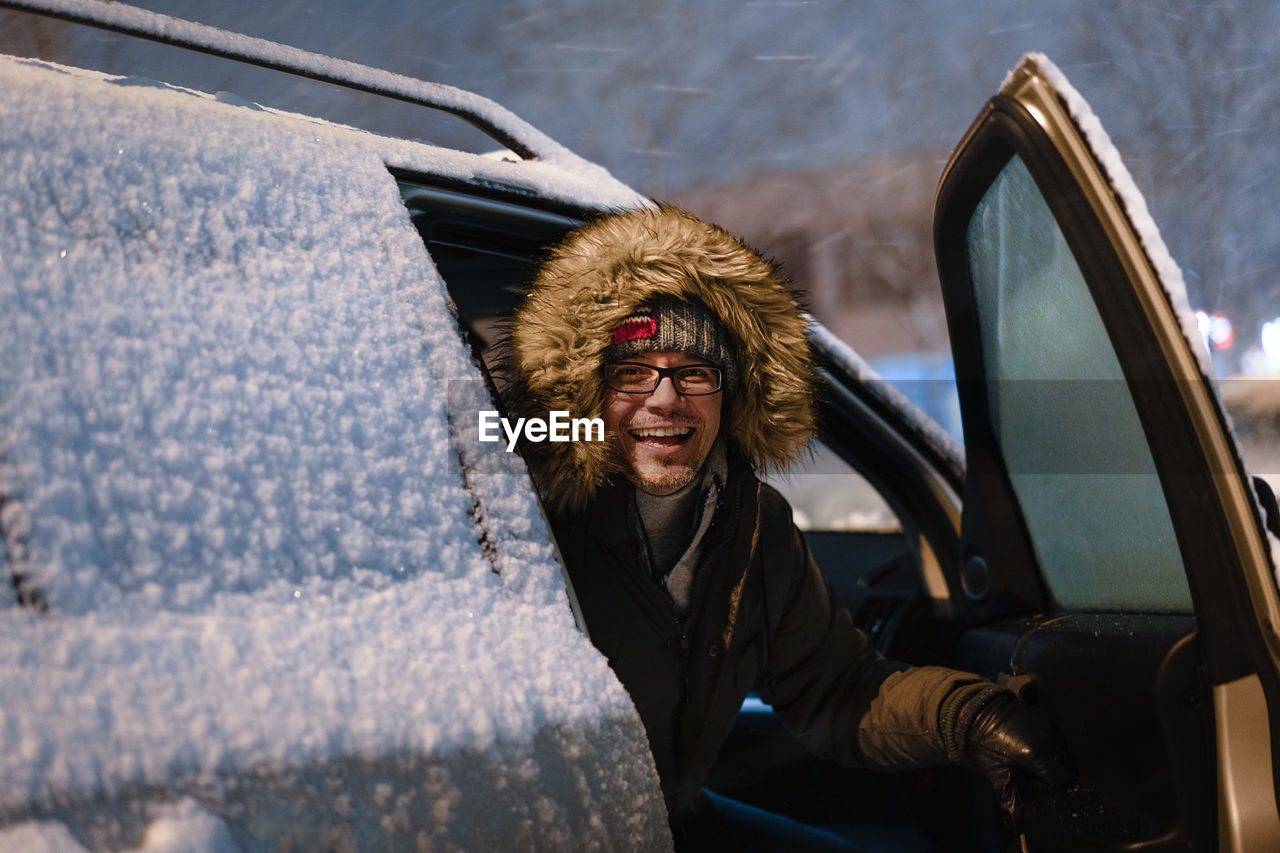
left=634, top=427, right=692, bottom=438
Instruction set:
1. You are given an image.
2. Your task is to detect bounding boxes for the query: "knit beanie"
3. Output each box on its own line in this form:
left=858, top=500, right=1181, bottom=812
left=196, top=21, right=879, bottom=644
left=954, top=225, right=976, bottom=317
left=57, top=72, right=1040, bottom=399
left=606, top=296, right=738, bottom=393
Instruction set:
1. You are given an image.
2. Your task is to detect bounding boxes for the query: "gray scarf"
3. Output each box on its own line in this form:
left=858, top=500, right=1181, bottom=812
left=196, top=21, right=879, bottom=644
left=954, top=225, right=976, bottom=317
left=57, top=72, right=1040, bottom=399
left=633, top=442, right=728, bottom=615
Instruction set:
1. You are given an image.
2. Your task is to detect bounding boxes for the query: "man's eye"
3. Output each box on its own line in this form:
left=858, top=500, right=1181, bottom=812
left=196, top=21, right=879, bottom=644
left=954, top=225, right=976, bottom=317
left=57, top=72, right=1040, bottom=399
left=615, top=366, right=645, bottom=378
left=679, top=367, right=712, bottom=381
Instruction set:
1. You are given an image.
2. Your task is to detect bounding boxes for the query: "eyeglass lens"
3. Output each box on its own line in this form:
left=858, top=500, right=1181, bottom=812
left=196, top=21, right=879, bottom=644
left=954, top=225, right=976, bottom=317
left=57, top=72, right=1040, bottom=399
left=606, top=363, right=721, bottom=395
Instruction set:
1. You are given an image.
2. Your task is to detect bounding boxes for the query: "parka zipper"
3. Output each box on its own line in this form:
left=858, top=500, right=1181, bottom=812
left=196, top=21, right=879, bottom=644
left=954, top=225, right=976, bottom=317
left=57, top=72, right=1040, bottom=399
left=669, top=474, right=750, bottom=801
left=677, top=619, right=691, bottom=705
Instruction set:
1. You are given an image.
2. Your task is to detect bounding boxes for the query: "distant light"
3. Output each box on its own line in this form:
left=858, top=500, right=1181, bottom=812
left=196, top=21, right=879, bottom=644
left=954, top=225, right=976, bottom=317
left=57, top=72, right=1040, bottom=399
left=1208, top=312, right=1235, bottom=350
left=1196, top=310, right=1234, bottom=351
left=1262, top=319, right=1280, bottom=361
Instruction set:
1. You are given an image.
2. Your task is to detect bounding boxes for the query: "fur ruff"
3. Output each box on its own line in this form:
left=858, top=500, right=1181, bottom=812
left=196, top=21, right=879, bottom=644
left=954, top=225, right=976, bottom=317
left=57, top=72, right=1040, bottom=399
left=504, top=205, right=818, bottom=513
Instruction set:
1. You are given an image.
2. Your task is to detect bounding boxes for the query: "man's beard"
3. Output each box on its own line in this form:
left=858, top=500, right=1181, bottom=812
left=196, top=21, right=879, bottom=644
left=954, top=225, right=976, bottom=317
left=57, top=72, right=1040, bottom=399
left=615, top=411, right=717, bottom=496
left=627, top=460, right=700, bottom=496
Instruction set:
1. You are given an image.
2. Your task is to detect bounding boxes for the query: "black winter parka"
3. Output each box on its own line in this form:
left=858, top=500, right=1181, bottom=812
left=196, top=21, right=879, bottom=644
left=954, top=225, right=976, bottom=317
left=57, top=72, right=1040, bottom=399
left=550, top=455, right=1000, bottom=828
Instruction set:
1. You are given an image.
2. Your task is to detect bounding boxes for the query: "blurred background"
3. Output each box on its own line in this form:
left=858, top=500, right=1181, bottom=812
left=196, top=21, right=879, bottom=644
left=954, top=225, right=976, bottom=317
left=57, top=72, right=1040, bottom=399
left=4, top=0, right=1279, bottom=471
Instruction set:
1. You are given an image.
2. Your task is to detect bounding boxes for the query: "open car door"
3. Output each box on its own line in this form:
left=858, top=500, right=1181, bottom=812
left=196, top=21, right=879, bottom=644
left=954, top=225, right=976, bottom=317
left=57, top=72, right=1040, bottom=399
left=934, top=55, right=1280, bottom=852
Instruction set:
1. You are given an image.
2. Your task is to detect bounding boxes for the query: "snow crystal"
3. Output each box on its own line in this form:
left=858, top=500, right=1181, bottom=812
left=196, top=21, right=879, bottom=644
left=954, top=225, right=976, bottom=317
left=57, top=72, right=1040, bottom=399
left=0, top=820, right=91, bottom=852
left=0, top=50, right=666, bottom=850
left=0, top=799, right=241, bottom=852
left=134, top=799, right=242, bottom=853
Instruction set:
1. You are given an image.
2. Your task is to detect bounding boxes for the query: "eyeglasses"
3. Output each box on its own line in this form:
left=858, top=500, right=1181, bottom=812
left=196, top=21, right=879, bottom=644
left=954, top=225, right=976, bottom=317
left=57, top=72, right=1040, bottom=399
left=604, top=362, right=723, bottom=396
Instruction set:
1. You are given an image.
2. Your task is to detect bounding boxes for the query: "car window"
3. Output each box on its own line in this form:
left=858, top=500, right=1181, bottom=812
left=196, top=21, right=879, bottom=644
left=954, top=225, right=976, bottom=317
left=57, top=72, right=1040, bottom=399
left=763, top=439, right=900, bottom=533
left=966, top=154, right=1192, bottom=613
left=871, top=351, right=964, bottom=445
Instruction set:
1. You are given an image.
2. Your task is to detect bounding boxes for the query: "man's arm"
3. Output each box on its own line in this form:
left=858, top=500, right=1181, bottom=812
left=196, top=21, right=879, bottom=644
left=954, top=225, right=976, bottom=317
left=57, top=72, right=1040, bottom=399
left=756, top=494, right=1071, bottom=806
left=754, top=512, right=966, bottom=767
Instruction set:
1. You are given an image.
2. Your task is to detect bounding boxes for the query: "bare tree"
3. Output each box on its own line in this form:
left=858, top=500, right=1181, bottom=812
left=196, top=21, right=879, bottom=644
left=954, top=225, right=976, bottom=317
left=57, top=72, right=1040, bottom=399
left=669, top=152, right=946, bottom=358
left=1062, top=0, right=1280, bottom=366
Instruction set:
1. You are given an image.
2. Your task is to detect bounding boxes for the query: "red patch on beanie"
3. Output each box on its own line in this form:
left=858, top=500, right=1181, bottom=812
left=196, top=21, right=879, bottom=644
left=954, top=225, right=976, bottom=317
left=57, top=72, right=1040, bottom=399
left=610, top=301, right=658, bottom=345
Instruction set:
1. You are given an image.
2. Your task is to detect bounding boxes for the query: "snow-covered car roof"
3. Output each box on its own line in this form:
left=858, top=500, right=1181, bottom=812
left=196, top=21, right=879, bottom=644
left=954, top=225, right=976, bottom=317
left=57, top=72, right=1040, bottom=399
left=0, top=49, right=666, bottom=850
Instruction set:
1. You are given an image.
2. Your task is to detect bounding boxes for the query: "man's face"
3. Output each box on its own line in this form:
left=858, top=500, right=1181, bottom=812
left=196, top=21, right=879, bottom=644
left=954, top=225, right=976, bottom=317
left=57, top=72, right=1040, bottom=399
left=602, top=351, right=723, bottom=496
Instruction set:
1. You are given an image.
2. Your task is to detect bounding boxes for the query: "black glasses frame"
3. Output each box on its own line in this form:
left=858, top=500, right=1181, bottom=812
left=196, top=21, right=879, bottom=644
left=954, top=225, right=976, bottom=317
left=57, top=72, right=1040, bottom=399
left=603, top=361, right=723, bottom=396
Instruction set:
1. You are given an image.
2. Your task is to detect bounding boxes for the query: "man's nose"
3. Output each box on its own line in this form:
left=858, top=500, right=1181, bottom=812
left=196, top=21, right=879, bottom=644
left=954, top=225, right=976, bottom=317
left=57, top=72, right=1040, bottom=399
left=646, top=375, right=682, bottom=409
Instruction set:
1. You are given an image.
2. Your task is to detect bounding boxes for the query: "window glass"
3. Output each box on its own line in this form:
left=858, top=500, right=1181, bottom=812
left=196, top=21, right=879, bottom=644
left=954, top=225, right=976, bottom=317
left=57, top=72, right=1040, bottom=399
left=764, top=440, right=900, bottom=533
left=966, top=155, right=1192, bottom=612
left=871, top=351, right=964, bottom=445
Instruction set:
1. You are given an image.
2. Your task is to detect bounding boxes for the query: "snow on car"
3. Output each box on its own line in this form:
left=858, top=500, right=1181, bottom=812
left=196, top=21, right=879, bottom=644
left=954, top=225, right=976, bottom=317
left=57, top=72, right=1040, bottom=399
left=0, top=21, right=667, bottom=851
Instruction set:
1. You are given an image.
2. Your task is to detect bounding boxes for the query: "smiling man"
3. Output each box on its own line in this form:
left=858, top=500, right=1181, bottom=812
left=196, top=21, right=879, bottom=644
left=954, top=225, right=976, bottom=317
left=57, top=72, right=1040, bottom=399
left=603, top=350, right=721, bottom=491
left=602, top=296, right=727, bottom=485
left=504, top=206, right=1071, bottom=851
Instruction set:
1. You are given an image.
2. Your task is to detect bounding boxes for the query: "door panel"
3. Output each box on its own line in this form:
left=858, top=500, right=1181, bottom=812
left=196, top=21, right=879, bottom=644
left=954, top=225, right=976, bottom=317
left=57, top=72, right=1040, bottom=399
left=953, top=615, right=1211, bottom=851
left=934, top=55, right=1280, bottom=850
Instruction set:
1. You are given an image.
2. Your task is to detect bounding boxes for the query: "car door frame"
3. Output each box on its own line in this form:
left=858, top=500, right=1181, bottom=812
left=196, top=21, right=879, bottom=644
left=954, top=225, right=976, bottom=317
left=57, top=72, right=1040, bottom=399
left=933, top=55, right=1280, bottom=851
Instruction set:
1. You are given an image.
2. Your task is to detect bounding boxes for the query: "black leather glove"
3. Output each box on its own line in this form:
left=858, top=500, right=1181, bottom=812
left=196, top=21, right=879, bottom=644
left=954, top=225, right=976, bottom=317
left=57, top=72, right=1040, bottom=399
left=963, top=692, right=1075, bottom=822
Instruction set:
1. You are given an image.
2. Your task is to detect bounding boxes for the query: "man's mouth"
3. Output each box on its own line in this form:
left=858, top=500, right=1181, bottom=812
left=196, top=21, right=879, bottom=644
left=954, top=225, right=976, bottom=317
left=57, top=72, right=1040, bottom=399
left=629, top=426, right=694, bottom=447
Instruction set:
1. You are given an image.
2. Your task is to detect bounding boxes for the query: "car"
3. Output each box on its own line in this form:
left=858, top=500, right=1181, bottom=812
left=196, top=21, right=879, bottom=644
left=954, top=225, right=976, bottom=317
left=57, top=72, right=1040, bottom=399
left=3, top=3, right=1280, bottom=853
left=0, top=2, right=670, bottom=851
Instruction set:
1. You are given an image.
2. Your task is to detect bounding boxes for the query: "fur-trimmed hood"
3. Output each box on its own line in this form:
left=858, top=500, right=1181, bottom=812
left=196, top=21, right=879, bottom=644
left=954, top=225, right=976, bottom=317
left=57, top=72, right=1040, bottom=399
left=503, top=205, right=817, bottom=513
